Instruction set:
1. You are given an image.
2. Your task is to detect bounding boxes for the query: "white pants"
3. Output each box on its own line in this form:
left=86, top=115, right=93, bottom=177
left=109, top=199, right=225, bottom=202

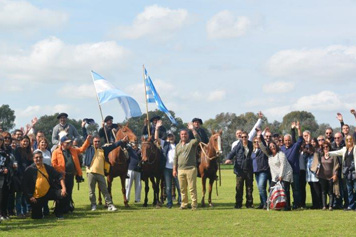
left=125, top=170, right=142, bottom=202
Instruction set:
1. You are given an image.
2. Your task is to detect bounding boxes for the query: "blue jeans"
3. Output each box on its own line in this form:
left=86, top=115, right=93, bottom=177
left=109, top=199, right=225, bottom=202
left=15, top=191, right=27, bottom=215
left=291, top=173, right=301, bottom=208
left=255, top=171, right=268, bottom=206
left=346, top=179, right=356, bottom=209
left=164, top=168, right=181, bottom=207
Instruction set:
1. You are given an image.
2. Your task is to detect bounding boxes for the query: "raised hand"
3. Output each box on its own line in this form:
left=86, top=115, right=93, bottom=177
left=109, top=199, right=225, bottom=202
left=156, top=120, right=163, bottom=128
left=258, top=111, right=263, bottom=119
left=187, top=122, right=194, bottom=130
left=296, top=121, right=300, bottom=129
left=291, top=121, right=296, bottom=129
left=336, top=113, right=343, bottom=122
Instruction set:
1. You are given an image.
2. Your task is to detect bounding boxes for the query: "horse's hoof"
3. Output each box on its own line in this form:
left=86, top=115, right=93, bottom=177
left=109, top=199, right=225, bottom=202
left=209, top=203, right=214, bottom=207
left=155, top=205, right=161, bottom=209
left=201, top=202, right=206, bottom=207
left=125, top=204, right=130, bottom=208
left=143, top=203, right=148, bottom=207
left=98, top=202, right=102, bottom=206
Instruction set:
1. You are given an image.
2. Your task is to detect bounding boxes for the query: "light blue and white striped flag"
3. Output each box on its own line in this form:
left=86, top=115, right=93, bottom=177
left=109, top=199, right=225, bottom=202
left=144, top=68, right=177, bottom=125
left=91, top=70, right=142, bottom=119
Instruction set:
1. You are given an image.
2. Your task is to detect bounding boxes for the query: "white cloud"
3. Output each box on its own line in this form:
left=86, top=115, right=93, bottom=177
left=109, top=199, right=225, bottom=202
left=206, top=10, right=251, bottom=39
left=264, top=90, right=356, bottom=121
left=208, top=90, right=226, bottom=101
left=58, top=84, right=96, bottom=99
left=0, top=37, right=131, bottom=82
left=17, top=104, right=72, bottom=118
left=263, top=81, right=295, bottom=94
left=266, top=45, right=356, bottom=81
left=0, top=0, right=68, bottom=31
left=114, top=5, right=188, bottom=40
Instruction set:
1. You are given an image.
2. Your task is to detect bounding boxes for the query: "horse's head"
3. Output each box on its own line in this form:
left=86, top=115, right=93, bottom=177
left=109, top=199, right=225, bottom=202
left=209, top=130, right=223, bottom=156
left=116, top=123, right=137, bottom=146
left=140, top=136, right=158, bottom=162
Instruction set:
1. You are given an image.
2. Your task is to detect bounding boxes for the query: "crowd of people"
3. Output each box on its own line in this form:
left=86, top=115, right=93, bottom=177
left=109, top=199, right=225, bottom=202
left=1, top=110, right=356, bottom=221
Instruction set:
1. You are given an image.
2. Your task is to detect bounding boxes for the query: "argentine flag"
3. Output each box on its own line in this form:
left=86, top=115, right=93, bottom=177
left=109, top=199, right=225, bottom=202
left=144, top=68, right=177, bottom=125
left=91, top=70, right=142, bottom=119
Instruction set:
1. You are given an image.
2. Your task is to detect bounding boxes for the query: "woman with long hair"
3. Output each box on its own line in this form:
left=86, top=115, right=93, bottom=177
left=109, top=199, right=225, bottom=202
left=257, top=132, right=293, bottom=210
left=328, top=135, right=356, bottom=210
left=312, top=141, right=339, bottom=210
left=14, top=135, right=33, bottom=218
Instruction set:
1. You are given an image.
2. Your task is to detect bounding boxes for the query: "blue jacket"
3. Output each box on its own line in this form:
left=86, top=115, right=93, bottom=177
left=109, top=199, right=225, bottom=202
left=226, top=140, right=253, bottom=176
left=127, top=147, right=142, bottom=171
left=280, top=136, right=303, bottom=174
left=251, top=149, right=269, bottom=173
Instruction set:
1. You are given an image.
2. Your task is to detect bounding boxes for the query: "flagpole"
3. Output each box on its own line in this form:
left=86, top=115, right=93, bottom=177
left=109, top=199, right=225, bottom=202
left=91, top=71, right=110, bottom=143
left=142, top=65, right=151, bottom=138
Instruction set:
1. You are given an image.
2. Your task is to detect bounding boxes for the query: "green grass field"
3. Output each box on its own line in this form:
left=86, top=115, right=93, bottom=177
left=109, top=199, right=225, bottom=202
left=1, top=168, right=356, bottom=236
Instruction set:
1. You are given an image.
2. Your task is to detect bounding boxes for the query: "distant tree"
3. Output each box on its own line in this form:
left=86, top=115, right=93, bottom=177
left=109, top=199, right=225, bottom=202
left=266, top=120, right=282, bottom=135
left=281, top=111, right=319, bottom=135
left=313, top=123, right=332, bottom=138
left=0, top=104, right=16, bottom=131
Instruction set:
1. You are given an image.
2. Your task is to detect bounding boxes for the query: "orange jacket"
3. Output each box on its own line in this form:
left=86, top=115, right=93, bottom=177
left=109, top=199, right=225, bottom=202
left=51, top=138, right=90, bottom=177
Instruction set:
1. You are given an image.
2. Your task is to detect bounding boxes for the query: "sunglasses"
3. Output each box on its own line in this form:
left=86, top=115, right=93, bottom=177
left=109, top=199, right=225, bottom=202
left=265, top=135, right=271, bottom=137
left=323, top=146, right=330, bottom=149
left=4, top=137, right=11, bottom=140
left=317, top=139, right=325, bottom=141
left=241, top=136, right=247, bottom=138
left=278, top=139, right=283, bottom=142
left=253, top=141, right=258, bottom=144
left=334, top=137, right=341, bottom=139
left=326, top=132, right=332, bottom=135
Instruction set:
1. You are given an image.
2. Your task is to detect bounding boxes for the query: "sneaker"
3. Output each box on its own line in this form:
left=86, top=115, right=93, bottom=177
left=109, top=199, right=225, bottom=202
left=91, top=204, right=97, bottom=211
left=107, top=204, right=117, bottom=211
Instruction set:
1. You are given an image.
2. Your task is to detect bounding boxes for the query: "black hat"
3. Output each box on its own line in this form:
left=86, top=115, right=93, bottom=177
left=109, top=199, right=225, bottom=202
left=192, top=118, right=203, bottom=125
left=104, top=115, right=113, bottom=122
left=150, top=115, right=161, bottom=122
left=57, top=113, right=68, bottom=119
left=273, top=133, right=280, bottom=138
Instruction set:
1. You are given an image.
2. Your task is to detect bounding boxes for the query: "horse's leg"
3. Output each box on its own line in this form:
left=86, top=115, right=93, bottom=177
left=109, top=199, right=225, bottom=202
left=208, top=177, right=214, bottom=207
left=98, top=184, right=102, bottom=205
left=150, top=176, right=157, bottom=206
left=143, top=178, right=149, bottom=207
left=201, top=174, right=206, bottom=207
left=121, top=174, right=129, bottom=207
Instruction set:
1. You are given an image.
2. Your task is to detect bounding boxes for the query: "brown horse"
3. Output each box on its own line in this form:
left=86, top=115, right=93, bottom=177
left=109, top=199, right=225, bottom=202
left=98, top=124, right=137, bottom=207
left=199, top=130, right=223, bottom=207
left=140, top=136, right=162, bottom=207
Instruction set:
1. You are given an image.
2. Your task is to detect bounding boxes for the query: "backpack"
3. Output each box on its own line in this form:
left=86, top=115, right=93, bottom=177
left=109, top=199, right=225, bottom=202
left=267, top=181, right=286, bottom=210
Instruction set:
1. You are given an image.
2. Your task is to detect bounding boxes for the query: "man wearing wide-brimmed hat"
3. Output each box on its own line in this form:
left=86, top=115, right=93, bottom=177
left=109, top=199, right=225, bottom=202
left=142, top=115, right=166, bottom=140
left=52, top=113, right=79, bottom=146
left=99, top=115, right=119, bottom=143
left=189, top=118, right=209, bottom=144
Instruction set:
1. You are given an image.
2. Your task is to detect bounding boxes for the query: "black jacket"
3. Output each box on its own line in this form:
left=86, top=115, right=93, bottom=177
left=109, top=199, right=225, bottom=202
left=251, top=149, right=269, bottom=173
left=189, top=128, right=209, bottom=144
left=23, top=163, right=63, bottom=200
left=226, top=140, right=253, bottom=176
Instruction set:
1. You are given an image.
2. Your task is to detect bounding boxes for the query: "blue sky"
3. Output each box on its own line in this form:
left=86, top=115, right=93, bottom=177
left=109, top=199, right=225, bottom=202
left=1, top=0, right=356, bottom=130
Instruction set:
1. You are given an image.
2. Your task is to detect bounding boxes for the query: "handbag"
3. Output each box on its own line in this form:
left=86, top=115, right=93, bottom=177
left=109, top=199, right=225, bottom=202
left=267, top=181, right=286, bottom=210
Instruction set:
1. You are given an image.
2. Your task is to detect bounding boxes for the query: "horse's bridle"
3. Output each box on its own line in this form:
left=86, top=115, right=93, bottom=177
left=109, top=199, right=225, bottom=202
left=199, top=134, right=222, bottom=161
